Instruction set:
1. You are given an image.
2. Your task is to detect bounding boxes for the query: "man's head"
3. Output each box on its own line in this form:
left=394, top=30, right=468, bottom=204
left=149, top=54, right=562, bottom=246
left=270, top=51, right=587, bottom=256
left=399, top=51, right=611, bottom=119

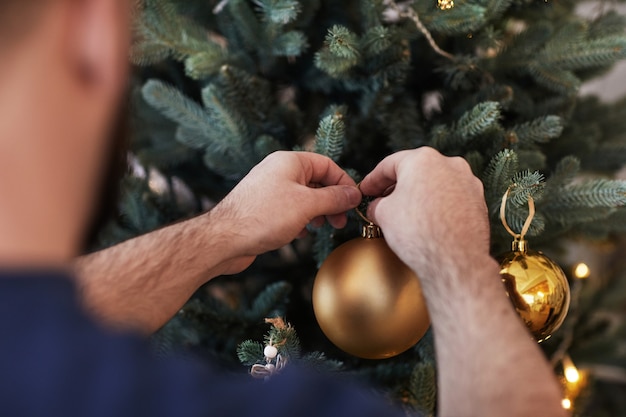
left=0, top=0, right=131, bottom=266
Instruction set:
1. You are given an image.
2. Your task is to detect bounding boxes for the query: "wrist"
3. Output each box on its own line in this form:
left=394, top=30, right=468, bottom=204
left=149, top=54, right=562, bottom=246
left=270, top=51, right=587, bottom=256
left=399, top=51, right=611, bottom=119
left=196, top=207, right=248, bottom=277
left=416, top=254, right=503, bottom=317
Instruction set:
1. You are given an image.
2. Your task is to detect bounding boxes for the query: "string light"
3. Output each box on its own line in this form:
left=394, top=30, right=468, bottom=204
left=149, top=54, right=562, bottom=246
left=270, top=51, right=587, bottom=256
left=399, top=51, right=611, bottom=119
left=565, top=365, right=580, bottom=383
left=558, top=355, right=588, bottom=414
left=574, top=262, right=590, bottom=279
left=563, top=355, right=580, bottom=383
left=561, top=398, right=572, bottom=410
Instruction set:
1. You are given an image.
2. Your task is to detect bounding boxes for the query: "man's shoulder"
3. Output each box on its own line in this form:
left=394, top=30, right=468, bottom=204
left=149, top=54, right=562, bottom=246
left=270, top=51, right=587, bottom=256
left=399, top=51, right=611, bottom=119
left=0, top=270, right=406, bottom=417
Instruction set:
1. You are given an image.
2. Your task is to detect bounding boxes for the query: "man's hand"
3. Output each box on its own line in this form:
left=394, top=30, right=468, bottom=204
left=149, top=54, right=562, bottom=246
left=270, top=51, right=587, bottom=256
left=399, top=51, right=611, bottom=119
left=360, top=147, right=491, bottom=281
left=360, top=148, right=567, bottom=417
left=212, top=151, right=361, bottom=273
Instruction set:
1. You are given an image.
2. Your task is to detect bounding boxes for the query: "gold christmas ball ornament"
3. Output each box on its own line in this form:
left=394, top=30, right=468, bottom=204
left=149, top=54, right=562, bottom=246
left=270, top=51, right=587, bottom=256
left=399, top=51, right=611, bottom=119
left=312, top=222, right=430, bottom=359
left=437, top=0, right=455, bottom=10
left=499, top=239, right=570, bottom=342
left=498, top=188, right=570, bottom=342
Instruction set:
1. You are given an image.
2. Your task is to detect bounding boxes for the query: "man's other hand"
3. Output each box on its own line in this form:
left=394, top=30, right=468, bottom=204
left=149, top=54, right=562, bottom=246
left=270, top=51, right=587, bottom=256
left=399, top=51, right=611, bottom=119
left=213, top=151, right=361, bottom=274
left=359, top=147, right=491, bottom=282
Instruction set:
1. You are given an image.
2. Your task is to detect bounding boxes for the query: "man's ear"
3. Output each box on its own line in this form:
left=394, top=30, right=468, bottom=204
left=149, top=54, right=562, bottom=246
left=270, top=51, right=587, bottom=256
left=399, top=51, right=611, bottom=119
left=67, top=0, right=129, bottom=95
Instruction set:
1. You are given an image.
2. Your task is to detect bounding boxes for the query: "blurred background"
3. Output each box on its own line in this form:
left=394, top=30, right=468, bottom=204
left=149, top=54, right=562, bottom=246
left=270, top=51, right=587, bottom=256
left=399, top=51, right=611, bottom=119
left=96, top=1, right=626, bottom=416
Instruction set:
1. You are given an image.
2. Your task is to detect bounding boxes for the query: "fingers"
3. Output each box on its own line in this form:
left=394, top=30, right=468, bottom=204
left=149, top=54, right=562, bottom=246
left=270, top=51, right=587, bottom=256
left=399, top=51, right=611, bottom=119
left=359, top=151, right=412, bottom=197
left=366, top=196, right=396, bottom=229
left=294, top=152, right=357, bottom=187
left=310, top=216, right=325, bottom=228
left=256, top=152, right=357, bottom=236
left=366, top=197, right=383, bottom=226
left=293, top=152, right=359, bottom=227
left=299, top=213, right=347, bottom=240
left=360, top=148, right=452, bottom=197
left=307, top=185, right=361, bottom=219
left=326, top=213, right=348, bottom=229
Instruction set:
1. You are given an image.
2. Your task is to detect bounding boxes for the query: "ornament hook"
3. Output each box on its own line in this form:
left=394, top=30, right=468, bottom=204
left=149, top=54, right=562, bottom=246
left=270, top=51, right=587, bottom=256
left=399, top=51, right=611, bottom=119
left=500, top=185, right=535, bottom=245
left=355, top=183, right=383, bottom=238
left=355, top=205, right=374, bottom=225
left=355, top=182, right=376, bottom=225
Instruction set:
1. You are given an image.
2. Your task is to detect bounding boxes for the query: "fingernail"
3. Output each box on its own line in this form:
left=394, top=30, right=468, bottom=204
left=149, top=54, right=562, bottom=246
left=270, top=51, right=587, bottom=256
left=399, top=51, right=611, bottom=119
left=344, top=186, right=362, bottom=206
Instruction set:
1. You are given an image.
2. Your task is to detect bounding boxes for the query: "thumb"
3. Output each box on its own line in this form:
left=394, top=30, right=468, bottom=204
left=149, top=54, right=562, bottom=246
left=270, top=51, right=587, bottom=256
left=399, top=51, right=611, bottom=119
left=366, top=197, right=381, bottom=225
left=309, top=185, right=361, bottom=216
left=366, top=197, right=389, bottom=228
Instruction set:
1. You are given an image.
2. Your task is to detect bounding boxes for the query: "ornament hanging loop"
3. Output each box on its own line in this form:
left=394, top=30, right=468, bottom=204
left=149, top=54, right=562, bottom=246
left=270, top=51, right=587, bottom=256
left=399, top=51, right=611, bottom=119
left=354, top=205, right=374, bottom=225
left=500, top=186, right=535, bottom=252
left=355, top=183, right=383, bottom=239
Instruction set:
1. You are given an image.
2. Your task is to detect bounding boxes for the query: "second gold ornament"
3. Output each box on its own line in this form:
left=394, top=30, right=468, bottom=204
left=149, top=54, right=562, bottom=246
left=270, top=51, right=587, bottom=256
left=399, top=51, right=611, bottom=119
left=498, top=187, right=570, bottom=342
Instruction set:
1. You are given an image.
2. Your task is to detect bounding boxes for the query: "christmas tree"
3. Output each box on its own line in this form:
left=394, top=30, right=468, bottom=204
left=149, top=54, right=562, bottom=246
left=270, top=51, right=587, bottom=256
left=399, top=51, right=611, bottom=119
left=97, top=0, right=626, bottom=415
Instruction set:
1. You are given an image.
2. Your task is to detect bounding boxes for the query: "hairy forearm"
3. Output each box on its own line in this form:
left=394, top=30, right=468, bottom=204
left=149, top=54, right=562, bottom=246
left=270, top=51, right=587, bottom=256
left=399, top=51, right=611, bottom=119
left=73, top=152, right=360, bottom=335
left=74, top=211, right=237, bottom=334
left=420, top=257, right=567, bottom=417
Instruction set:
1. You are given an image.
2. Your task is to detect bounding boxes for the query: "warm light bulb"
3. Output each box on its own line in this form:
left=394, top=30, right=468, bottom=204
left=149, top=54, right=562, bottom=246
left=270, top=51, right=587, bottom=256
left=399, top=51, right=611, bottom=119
left=563, top=355, right=580, bottom=383
left=562, top=398, right=572, bottom=409
left=565, top=366, right=580, bottom=383
left=574, top=263, right=590, bottom=279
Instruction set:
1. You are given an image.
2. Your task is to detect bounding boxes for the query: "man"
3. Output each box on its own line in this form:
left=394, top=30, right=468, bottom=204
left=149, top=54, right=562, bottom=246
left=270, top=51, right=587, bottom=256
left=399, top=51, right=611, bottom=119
left=0, top=1, right=567, bottom=416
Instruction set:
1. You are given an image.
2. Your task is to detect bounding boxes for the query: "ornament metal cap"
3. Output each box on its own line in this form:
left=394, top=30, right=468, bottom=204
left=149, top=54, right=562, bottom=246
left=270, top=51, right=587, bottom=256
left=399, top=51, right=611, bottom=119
left=512, top=238, right=528, bottom=253
left=361, top=223, right=383, bottom=239
left=354, top=199, right=382, bottom=239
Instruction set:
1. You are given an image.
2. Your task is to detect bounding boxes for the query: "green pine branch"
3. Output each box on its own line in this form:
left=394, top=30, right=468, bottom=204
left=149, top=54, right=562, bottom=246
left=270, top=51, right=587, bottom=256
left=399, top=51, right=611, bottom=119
left=255, top=0, right=301, bottom=24
left=272, top=31, right=309, bottom=57
left=142, top=78, right=262, bottom=178
left=237, top=340, right=264, bottom=366
left=409, top=363, right=437, bottom=417
left=496, top=18, right=626, bottom=94
left=508, top=170, right=545, bottom=206
left=314, top=105, right=347, bottom=162
left=528, top=65, right=581, bottom=95
left=313, top=223, right=336, bottom=268
left=212, top=66, right=272, bottom=130
left=361, top=26, right=393, bottom=57
left=131, top=0, right=226, bottom=77
left=315, top=25, right=361, bottom=77
left=512, top=115, right=563, bottom=145
left=543, top=179, right=626, bottom=209
left=454, top=101, right=501, bottom=139
left=483, top=149, right=518, bottom=207
left=419, top=3, right=487, bottom=35
left=542, top=36, right=626, bottom=72
left=237, top=318, right=343, bottom=371
left=200, top=84, right=249, bottom=151
left=142, top=79, right=213, bottom=143
left=227, top=0, right=263, bottom=51
left=431, top=102, right=501, bottom=151
left=541, top=180, right=626, bottom=228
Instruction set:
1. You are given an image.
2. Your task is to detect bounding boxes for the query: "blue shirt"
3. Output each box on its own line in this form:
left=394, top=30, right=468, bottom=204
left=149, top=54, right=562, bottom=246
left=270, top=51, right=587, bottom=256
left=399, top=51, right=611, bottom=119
left=0, top=271, right=406, bottom=417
